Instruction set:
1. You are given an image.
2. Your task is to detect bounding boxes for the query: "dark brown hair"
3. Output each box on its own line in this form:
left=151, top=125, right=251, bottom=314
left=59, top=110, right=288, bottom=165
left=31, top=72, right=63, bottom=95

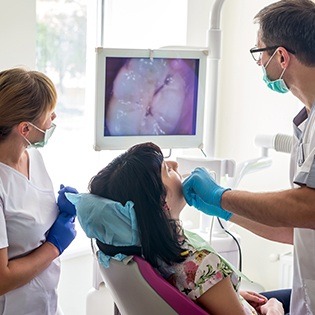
left=255, top=0, right=315, bottom=66
left=89, top=142, right=184, bottom=267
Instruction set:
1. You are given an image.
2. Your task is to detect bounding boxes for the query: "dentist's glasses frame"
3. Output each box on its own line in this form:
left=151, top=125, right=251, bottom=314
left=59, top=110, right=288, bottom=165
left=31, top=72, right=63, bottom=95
left=249, top=45, right=295, bottom=62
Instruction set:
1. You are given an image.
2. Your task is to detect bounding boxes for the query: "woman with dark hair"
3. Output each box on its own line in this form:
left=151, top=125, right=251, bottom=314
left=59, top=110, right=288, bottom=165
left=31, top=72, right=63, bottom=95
left=85, top=142, right=283, bottom=315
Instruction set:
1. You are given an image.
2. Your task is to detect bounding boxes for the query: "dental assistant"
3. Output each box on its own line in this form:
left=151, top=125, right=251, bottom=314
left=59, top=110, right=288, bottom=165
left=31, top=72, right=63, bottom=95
left=183, top=1, right=315, bottom=314
left=0, top=68, right=77, bottom=315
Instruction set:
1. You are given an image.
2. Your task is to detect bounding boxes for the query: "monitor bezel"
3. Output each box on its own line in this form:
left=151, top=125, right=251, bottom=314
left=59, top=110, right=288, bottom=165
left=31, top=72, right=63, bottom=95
left=93, top=47, right=208, bottom=151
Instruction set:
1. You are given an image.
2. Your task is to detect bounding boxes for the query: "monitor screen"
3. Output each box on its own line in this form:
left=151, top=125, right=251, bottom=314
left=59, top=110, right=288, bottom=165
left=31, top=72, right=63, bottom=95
left=93, top=47, right=207, bottom=150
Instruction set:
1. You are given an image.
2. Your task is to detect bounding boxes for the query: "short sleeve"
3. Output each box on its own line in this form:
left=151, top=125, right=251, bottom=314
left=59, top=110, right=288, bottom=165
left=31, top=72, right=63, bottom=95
left=169, top=248, right=236, bottom=300
left=0, top=196, right=8, bottom=249
left=293, top=145, right=315, bottom=188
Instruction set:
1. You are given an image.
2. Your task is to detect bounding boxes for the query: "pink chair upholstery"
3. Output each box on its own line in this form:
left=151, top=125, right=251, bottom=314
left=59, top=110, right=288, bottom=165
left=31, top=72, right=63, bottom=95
left=98, top=255, right=209, bottom=315
left=133, top=256, right=209, bottom=315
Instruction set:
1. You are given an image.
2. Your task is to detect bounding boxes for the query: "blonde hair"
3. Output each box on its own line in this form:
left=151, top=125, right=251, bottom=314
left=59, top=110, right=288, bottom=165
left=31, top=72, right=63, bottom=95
left=0, top=67, right=57, bottom=140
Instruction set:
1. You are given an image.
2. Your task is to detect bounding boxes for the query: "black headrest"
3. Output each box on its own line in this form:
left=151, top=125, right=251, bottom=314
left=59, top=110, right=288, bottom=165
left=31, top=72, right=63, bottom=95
left=96, top=239, right=142, bottom=257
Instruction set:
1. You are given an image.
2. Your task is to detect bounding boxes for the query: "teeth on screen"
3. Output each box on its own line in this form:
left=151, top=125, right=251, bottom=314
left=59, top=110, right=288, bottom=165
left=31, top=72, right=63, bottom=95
left=106, top=58, right=194, bottom=136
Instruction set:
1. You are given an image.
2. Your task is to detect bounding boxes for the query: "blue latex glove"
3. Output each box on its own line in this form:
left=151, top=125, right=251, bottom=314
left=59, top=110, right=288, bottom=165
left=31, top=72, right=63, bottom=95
left=57, top=184, right=78, bottom=216
left=182, top=167, right=233, bottom=221
left=46, top=212, right=76, bottom=255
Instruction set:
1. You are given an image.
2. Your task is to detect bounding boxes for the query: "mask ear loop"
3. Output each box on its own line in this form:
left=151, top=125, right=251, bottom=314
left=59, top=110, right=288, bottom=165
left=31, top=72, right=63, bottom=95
left=23, top=136, right=32, bottom=147
left=264, top=48, right=278, bottom=69
left=279, top=67, right=287, bottom=79
left=27, top=122, right=45, bottom=134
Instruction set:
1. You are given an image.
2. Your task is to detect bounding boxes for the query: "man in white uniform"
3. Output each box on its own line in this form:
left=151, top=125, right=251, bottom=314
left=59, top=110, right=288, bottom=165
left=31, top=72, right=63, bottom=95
left=182, top=1, right=315, bottom=314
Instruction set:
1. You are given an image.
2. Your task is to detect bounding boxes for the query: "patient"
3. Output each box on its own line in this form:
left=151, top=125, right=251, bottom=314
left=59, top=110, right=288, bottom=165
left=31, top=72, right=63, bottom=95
left=79, top=142, right=284, bottom=315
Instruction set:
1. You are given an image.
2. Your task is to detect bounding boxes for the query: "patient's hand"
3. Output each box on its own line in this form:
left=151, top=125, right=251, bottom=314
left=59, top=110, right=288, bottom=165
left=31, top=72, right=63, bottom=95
left=258, top=298, right=284, bottom=315
left=239, top=290, right=267, bottom=310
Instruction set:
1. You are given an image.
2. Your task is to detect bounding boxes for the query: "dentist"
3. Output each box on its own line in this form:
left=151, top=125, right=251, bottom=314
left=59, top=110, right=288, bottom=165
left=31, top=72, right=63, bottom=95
left=183, top=1, right=315, bottom=314
left=0, top=68, right=77, bottom=315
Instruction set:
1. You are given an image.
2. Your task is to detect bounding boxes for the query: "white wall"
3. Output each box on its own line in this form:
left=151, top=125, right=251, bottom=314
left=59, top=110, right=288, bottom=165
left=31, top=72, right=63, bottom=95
left=0, top=0, right=36, bottom=69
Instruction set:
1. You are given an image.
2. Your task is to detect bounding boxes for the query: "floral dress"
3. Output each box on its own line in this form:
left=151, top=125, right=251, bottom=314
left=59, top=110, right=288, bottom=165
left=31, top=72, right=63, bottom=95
left=157, top=233, right=258, bottom=315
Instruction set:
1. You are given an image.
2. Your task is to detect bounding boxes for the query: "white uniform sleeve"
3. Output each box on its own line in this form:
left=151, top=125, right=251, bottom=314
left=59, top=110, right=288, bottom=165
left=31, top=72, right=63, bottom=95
left=0, top=187, right=8, bottom=249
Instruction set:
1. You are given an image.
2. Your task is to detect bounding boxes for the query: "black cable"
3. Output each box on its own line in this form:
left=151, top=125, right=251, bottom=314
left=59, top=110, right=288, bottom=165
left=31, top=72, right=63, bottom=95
left=217, top=217, right=242, bottom=272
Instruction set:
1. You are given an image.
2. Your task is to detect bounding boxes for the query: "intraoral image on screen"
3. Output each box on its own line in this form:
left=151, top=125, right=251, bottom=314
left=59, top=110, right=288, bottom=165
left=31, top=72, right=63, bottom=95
left=104, top=57, right=199, bottom=137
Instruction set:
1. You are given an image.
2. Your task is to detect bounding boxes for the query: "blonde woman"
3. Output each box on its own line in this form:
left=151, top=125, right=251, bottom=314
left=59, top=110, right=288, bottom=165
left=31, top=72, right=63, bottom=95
left=0, top=68, right=76, bottom=315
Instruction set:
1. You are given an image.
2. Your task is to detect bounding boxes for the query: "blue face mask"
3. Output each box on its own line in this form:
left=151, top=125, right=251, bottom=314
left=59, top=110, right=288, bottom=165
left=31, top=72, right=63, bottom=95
left=23, top=122, right=56, bottom=148
left=262, top=50, right=289, bottom=94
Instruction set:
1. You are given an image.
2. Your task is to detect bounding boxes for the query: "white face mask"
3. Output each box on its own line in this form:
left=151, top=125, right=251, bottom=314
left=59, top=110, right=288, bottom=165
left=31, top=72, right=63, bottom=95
left=23, top=122, right=56, bottom=148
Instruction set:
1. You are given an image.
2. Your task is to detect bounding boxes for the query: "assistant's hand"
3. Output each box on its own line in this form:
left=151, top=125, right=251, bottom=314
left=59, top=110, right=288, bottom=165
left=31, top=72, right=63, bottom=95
left=57, top=184, right=78, bottom=216
left=182, top=167, right=232, bottom=221
left=46, top=212, right=76, bottom=255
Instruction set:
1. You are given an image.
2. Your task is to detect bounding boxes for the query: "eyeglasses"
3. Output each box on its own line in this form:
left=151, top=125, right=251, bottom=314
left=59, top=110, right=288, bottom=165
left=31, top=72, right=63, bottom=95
left=249, top=46, right=295, bottom=62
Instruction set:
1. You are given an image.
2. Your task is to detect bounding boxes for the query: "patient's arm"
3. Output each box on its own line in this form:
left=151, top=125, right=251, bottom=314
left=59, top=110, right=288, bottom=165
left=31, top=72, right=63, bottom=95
left=196, top=276, right=247, bottom=315
left=231, top=214, right=293, bottom=244
left=196, top=276, right=284, bottom=315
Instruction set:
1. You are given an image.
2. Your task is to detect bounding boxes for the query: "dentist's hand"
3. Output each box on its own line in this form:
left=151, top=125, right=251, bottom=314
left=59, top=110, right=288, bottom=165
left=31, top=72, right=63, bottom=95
left=57, top=184, right=78, bottom=216
left=182, top=167, right=233, bottom=221
left=46, top=212, right=76, bottom=255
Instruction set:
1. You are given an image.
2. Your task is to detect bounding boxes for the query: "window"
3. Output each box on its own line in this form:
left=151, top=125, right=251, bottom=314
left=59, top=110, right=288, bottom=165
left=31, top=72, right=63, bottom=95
left=36, top=0, right=92, bottom=258
left=36, top=0, right=93, bottom=189
left=36, top=0, right=189, bottom=257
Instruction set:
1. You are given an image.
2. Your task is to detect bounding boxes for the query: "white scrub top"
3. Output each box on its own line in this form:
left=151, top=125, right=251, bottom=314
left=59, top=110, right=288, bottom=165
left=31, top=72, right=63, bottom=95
left=0, top=148, right=60, bottom=315
left=290, top=105, right=315, bottom=315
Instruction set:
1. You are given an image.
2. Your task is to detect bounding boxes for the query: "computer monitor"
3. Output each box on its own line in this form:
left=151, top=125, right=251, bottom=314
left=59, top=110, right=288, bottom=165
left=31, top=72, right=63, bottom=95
left=93, top=47, right=208, bottom=151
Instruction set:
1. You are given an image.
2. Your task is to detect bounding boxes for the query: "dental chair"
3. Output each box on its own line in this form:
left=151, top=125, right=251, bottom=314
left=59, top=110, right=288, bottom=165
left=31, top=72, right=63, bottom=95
left=66, top=192, right=208, bottom=314
left=98, top=253, right=208, bottom=315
